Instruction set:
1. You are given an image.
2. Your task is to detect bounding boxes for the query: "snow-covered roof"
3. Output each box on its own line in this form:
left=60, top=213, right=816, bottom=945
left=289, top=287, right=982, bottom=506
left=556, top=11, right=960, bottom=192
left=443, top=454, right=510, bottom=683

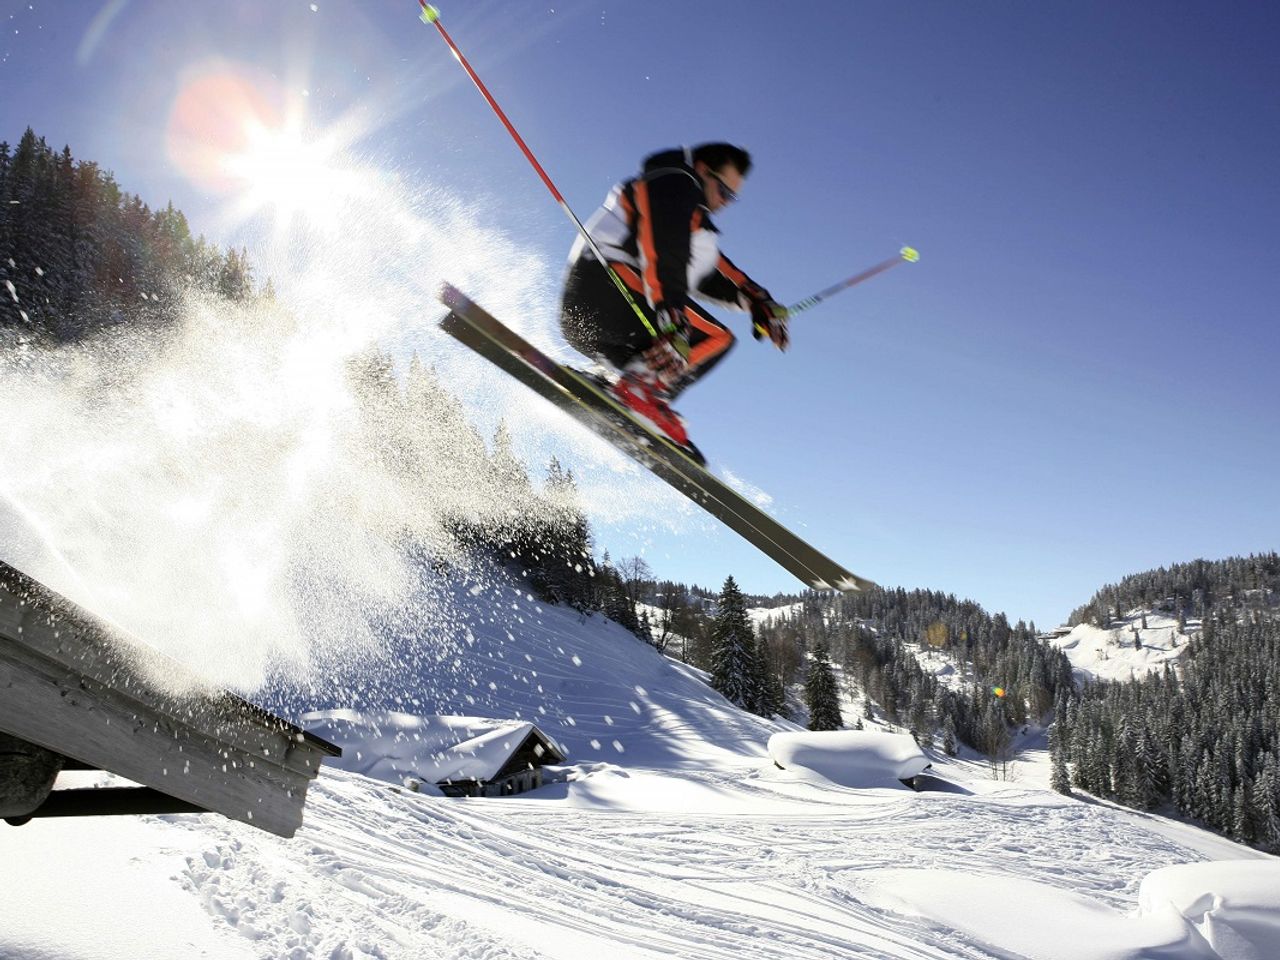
left=302, top=711, right=566, bottom=786
left=768, top=730, right=930, bottom=788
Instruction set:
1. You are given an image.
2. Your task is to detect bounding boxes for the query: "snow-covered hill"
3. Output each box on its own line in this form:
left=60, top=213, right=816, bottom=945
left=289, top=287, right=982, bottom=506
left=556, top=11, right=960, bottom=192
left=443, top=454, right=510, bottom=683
left=1047, top=609, right=1197, bottom=683
left=4, top=577, right=1276, bottom=960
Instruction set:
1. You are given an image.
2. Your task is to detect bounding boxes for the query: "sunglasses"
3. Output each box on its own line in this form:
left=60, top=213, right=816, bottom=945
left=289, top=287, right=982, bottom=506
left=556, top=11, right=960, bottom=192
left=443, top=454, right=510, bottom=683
left=706, top=169, right=738, bottom=204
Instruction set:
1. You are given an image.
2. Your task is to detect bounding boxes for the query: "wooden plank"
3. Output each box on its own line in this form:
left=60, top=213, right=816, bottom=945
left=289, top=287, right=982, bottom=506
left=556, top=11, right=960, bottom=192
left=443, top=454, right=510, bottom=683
left=0, top=561, right=339, bottom=838
left=0, top=573, right=335, bottom=780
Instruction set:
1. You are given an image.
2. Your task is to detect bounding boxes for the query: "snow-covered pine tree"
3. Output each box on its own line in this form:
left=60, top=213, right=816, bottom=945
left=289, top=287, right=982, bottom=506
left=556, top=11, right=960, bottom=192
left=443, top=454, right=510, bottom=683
left=804, top=642, right=842, bottom=731
left=753, top=633, right=788, bottom=720
left=709, top=576, right=759, bottom=710
left=942, top=714, right=958, bottom=757
left=1049, top=723, right=1072, bottom=795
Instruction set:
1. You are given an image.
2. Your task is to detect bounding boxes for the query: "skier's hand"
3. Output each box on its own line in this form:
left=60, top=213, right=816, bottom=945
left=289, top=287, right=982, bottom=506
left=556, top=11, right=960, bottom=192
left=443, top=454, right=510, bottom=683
left=654, top=303, right=691, bottom=353
left=641, top=304, right=690, bottom=387
left=654, top=303, right=693, bottom=361
left=642, top=335, right=690, bottom=388
left=751, top=299, right=790, bottom=351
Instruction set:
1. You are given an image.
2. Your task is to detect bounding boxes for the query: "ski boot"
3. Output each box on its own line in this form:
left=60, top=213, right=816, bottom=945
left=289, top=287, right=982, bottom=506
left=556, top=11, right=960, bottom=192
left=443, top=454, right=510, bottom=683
left=609, top=368, right=705, bottom=466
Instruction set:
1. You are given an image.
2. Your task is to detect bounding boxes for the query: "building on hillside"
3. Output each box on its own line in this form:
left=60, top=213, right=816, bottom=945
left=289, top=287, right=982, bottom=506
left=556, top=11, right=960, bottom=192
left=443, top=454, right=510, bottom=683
left=429, top=722, right=567, bottom=798
left=302, top=711, right=569, bottom=799
left=1038, top=626, right=1074, bottom=641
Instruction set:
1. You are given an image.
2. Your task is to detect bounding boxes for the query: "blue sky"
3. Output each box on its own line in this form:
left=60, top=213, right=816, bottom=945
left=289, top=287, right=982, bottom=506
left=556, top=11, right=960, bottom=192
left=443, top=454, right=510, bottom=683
left=3, top=1, right=1279, bottom=627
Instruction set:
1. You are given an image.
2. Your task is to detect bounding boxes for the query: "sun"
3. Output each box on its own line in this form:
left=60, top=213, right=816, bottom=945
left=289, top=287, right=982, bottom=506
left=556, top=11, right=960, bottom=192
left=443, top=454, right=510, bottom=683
left=167, top=64, right=372, bottom=238
left=222, top=118, right=360, bottom=235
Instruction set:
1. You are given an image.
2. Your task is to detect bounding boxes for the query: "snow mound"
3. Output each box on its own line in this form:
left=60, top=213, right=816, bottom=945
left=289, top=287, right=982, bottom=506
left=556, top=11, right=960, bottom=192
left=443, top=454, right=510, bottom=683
left=767, top=730, right=930, bottom=788
left=860, top=867, right=1218, bottom=960
left=1140, top=861, right=1280, bottom=960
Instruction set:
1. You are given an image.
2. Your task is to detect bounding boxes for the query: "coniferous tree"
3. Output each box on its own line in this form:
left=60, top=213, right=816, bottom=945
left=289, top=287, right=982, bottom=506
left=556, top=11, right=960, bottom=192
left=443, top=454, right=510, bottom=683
left=709, top=576, right=759, bottom=710
left=754, top=633, right=789, bottom=720
left=805, top=642, right=843, bottom=731
left=942, top=714, right=959, bottom=757
left=1049, top=723, right=1072, bottom=795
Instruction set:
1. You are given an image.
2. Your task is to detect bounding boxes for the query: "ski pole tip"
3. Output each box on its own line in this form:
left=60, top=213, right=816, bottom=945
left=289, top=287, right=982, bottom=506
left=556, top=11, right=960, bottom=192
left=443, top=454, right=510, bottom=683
left=900, top=246, right=920, bottom=263
left=419, top=3, right=440, bottom=24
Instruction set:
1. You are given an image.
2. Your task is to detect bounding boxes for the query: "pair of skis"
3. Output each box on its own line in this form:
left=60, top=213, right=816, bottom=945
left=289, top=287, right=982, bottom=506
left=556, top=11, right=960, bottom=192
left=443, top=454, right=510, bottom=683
left=438, top=285, right=874, bottom=593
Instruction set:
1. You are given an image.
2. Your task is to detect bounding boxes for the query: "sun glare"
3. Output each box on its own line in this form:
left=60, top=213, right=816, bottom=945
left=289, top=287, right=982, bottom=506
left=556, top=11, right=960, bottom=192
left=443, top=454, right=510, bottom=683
left=167, top=64, right=372, bottom=238
left=224, top=120, right=359, bottom=234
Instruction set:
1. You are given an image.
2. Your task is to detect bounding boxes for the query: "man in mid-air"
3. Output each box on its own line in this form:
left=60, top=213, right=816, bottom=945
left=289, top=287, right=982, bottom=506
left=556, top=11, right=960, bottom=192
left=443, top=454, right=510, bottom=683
left=559, top=142, right=789, bottom=459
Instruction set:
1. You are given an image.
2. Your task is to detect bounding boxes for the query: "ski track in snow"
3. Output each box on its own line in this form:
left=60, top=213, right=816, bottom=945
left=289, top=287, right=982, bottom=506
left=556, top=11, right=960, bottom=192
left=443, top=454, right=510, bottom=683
left=160, top=769, right=1209, bottom=960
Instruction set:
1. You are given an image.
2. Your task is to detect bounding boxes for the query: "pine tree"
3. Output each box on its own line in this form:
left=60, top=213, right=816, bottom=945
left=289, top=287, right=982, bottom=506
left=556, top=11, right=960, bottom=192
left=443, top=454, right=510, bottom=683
left=709, top=576, right=759, bottom=710
left=942, top=714, right=958, bottom=757
left=805, top=642, right=843, bottom=731
left=754, top=634, right=788, bottom=720
left=1049, top=723, right=1072, bottom=795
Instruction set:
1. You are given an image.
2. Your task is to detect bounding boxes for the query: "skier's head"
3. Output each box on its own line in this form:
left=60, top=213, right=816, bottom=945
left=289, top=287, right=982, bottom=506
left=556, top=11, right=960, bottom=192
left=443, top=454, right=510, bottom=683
left=691, top=143, right=751, bottom=212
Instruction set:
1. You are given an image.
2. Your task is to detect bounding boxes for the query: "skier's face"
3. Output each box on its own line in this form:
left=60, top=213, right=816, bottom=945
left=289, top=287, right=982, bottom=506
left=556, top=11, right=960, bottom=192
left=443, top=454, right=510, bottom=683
left=699, top=163, right=744, bottom=212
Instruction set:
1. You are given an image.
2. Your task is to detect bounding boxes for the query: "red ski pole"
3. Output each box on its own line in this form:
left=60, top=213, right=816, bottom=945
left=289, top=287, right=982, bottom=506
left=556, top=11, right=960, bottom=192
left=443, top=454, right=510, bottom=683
left=416, top=3, right=658, bottom=339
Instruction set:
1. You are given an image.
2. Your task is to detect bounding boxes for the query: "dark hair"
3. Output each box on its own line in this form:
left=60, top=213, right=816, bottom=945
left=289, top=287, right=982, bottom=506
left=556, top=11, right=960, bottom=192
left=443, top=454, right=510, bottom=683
left=691, top=142, right=752, bottom=177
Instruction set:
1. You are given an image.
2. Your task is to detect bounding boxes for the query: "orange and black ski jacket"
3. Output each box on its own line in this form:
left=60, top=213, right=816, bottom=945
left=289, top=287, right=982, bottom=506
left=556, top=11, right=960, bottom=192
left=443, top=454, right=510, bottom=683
left=568, top=147, right=772, bottom=315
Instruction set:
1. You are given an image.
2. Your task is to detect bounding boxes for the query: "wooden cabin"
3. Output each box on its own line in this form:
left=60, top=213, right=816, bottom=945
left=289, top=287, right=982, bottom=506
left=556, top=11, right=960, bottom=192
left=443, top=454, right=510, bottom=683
left=429, top=721, right=567, bottom=798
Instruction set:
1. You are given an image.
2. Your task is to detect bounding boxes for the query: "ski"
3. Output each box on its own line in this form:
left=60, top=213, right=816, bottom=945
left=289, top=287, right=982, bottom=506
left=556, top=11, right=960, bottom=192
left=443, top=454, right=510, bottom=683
left=438, top=284, right=875, bottom=593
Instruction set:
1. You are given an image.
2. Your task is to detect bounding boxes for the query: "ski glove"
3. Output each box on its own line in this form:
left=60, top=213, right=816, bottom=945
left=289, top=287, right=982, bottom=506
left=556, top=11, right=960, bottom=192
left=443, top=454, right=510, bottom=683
left=654, top=303, right=691, bottom=354
left=750, top=298, right=790, bottom=351
left=646, top=303, right=692, bottom=387
left=641, top=335, right=690, bottom=389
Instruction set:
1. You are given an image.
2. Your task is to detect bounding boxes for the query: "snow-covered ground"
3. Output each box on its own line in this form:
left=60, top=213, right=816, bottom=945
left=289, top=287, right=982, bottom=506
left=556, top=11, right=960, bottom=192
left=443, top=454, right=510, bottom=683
left=4, top=581, right=1275, bottom=960
left=1048, top=610, right=1196, bottom=683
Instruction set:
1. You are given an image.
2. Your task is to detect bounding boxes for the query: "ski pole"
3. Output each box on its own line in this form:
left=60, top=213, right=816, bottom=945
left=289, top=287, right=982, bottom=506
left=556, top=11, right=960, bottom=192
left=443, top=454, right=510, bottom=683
left=416, top=3, right=659, bottom=339
left=787, top=246, right=919, bottom=316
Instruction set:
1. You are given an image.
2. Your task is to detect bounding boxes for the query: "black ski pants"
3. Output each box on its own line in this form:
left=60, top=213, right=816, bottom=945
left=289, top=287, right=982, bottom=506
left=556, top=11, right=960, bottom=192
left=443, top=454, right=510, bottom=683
left=559, top=257, right=735, bottom=398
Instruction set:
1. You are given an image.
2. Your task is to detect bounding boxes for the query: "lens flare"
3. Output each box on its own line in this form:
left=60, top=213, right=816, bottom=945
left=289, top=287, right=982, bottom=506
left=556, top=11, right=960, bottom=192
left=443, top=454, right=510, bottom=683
left=167, top=63, right=370, bottom=237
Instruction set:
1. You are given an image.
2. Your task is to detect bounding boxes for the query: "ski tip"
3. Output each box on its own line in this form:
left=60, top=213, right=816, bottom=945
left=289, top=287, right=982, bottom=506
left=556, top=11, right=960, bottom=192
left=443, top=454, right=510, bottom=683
left=812, top=574, right=877, bottom=593
left=439, top=281, right=466, bottom=309
left=419, top=3, right=441, bottom=25
left=836, top=574, right=877, bottom=593
left=900, top=246, right=920, bottom=263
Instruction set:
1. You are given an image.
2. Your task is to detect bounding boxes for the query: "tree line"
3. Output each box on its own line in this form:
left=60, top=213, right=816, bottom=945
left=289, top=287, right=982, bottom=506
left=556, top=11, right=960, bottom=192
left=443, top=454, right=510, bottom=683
left=1, top=127, right=255, bottom=343
left=1068, top=553, right=1280, bottom=630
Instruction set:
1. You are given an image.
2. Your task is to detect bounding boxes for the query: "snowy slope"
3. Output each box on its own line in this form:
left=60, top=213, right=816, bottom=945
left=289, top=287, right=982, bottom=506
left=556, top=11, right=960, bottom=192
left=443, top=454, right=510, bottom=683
left=4, top=578, right=1276, bottom=960
left=1048, top=610, right=1196, bottom=683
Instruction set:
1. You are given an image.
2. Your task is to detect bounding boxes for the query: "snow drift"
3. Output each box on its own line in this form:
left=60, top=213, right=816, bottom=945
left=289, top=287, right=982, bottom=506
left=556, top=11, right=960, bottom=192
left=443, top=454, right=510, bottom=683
left=1140, top=861, right=1280, bottom=960
left=767, top=730, right=930, bottom=788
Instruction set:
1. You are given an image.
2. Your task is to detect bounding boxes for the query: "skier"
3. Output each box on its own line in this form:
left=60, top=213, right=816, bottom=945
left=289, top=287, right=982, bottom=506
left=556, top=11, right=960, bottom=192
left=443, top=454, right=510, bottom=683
left=559, top=143, right=790, bottom=453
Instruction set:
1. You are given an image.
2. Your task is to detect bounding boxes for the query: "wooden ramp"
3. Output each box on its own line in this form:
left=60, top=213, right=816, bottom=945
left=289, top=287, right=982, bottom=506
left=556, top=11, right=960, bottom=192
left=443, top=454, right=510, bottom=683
left=0, top=560, right=339, bottom=838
